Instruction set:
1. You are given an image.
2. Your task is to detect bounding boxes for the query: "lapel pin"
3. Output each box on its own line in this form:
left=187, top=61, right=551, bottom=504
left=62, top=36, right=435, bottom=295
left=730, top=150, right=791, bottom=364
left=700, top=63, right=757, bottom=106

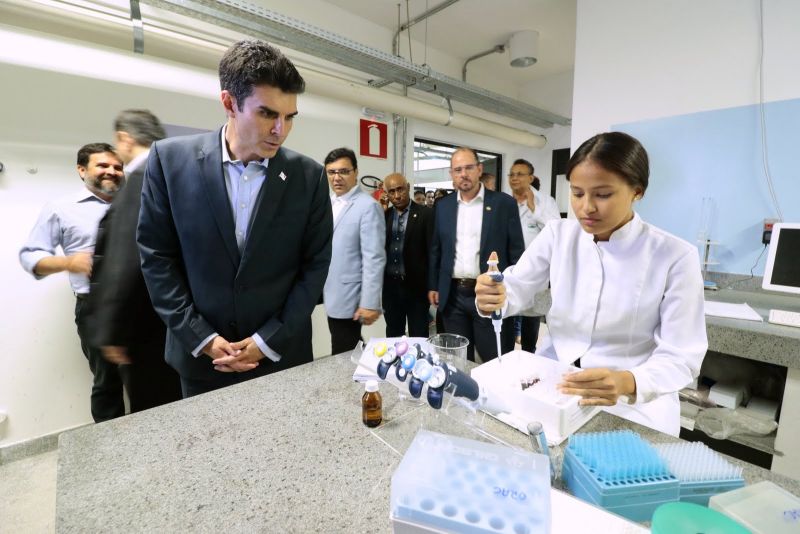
left=413, top=214, right=417, bottom=218
left=486, top=206, right=492, bottom=211
left=279, top=171, right=287, bottom=181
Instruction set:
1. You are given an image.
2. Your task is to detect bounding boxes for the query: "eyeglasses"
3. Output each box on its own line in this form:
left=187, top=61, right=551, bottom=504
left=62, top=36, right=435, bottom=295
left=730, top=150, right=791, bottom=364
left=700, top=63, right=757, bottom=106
left=326, top=168, right=354, bottom=177
left=450, top=164, right=479, bottom=174
left=508, top=172, right=532, bottom=178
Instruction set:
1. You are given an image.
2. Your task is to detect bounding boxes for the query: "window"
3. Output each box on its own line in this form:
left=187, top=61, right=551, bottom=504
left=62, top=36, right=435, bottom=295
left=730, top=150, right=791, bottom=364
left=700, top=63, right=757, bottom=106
left=413, top=138, right=503, bottom=192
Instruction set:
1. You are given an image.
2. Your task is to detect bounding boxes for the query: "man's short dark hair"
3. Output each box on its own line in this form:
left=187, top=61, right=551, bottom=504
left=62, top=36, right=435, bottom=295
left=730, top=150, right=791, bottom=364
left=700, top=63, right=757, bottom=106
left=114, top=109, right=166, bottom=148
left=512, top=158, right=534, bottom=175
left=77, top=143, right=117, bottom=167
left=219, top=40, right=305, bottom=111
left=324, top=147, right=358, bottom=170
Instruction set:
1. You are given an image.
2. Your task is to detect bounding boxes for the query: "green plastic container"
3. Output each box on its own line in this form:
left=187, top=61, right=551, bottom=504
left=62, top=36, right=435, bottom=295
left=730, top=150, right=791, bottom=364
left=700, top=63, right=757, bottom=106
left=652, top=501, right=752, bottom=534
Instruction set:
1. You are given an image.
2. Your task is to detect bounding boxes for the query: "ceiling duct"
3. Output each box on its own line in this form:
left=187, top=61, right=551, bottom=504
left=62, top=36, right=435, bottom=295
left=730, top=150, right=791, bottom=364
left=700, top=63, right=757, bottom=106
left=141, top=0, right=570, bottom=129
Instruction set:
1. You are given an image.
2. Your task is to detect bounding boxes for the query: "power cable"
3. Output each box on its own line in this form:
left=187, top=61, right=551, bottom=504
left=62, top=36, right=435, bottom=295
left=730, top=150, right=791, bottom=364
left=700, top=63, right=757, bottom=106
left=758, top=0, right=783, bottom=222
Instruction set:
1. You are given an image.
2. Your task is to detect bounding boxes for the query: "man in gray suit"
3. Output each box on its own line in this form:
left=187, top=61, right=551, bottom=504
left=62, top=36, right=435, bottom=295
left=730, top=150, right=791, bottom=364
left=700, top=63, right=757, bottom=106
left=138, top=40, right=333, bottom=396
left=323, top=148, right=386, bottom=355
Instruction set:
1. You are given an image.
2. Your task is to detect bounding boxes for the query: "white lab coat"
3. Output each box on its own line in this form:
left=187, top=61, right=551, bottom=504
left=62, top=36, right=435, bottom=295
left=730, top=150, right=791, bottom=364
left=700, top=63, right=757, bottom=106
left=516, top=188, right=561, bottom=318
left=501, top=213, right=707, bottom=436
left=533, top=187, right=561, bottom=223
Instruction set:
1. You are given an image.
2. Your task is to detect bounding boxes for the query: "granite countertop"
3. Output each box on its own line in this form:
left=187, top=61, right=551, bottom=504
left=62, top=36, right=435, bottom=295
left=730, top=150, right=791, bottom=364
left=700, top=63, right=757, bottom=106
left=56, top=353, right=799, bottom=532
left=531, top=288, right=800, bottom=369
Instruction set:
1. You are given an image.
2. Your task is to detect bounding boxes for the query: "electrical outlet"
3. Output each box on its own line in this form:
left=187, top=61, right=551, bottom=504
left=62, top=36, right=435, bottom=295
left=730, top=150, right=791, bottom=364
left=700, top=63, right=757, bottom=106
left=762, top=218, right=779, bottom=245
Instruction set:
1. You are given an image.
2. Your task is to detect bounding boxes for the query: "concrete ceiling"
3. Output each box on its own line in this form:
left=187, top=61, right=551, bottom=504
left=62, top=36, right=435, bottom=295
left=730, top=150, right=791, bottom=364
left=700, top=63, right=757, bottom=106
left=322, top=0, right=576, bottom=86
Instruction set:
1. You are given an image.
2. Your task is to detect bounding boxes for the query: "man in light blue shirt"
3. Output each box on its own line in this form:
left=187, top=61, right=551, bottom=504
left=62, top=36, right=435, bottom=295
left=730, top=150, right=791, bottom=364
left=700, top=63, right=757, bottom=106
left=19, top=142, right=126, bottom=422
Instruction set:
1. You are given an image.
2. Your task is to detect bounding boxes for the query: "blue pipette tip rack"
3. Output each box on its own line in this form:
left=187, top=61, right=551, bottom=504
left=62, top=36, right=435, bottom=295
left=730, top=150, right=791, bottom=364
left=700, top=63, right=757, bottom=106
left=391, top=429, right=551, bottom=534
left=562, top=431, right=679, bottom=522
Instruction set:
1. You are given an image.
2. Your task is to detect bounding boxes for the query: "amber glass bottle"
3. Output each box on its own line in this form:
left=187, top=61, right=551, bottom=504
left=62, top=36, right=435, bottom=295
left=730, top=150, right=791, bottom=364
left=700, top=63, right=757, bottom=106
left=362, top=380, right=382, bottom=428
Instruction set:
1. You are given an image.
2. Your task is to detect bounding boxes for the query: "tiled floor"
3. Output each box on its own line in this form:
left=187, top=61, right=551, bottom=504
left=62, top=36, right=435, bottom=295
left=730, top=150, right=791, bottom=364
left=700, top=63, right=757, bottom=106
left=0, top=450, right=57, bottom=533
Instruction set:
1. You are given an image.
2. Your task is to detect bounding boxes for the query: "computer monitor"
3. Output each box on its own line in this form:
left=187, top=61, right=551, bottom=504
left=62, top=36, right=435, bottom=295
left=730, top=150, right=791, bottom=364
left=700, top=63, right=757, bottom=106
left=762, top=222, right=800, bottom=295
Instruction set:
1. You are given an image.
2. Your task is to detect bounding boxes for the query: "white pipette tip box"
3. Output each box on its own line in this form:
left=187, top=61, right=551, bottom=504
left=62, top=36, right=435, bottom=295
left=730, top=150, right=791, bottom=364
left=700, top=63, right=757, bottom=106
left=390, top=429, right=551, bottom=534
left=470, top=351, right=600, bottom=445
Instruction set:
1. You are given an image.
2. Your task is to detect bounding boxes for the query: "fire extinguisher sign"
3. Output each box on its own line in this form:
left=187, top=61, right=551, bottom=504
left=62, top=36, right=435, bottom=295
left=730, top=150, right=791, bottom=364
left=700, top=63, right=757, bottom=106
left=359, top=119, right=388, bottom=159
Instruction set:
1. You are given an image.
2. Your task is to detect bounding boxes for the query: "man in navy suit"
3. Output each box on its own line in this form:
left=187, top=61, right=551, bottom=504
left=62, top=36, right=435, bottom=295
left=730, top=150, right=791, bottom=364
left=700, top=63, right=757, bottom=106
left=428, top=148, right=524, bottom=362
left=138, top=40, right=333, bottom=396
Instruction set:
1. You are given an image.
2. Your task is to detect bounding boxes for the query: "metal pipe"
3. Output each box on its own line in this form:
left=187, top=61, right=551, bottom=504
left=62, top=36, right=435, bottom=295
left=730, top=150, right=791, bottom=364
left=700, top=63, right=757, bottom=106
left=392, top=0, right=461, bottom=55
left=462, top=44, right=504, bottom=82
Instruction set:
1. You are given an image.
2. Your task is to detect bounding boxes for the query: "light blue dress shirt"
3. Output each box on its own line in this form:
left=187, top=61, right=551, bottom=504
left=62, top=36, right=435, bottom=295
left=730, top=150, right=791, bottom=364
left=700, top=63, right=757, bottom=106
left=192, top=127, right=281, bottom=363
left=19, top=188, right=111, bottom=294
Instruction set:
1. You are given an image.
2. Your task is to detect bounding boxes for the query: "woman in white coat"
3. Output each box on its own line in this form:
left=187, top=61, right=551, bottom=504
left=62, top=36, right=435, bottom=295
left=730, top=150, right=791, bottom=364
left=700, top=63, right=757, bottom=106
left=476, top=132, right=707, bottom=436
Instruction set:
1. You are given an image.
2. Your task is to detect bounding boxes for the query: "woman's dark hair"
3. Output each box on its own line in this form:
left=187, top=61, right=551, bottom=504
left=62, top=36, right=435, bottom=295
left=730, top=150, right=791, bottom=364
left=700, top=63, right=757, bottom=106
left=324, top=147, right=357, bottom=170
left=219, top=40, right=305, bottom=111
left=566, top=132, right=649, bottom=194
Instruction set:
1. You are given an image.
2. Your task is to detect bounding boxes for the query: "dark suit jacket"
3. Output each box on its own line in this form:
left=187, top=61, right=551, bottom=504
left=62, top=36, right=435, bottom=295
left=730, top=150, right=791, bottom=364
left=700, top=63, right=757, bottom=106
left=384, top=202, right=433, bottom=296
left=137, top=129, right=333, bottom=381
left=428, top=188, right=524, bottom=312
left=89, top=166, right=165, bottom=351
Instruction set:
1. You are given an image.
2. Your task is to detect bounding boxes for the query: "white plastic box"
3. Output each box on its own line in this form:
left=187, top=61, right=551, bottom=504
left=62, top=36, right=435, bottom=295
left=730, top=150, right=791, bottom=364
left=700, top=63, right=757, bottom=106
left=391, top=429, right=551, bottom=534
left=709, top=481, right=800, bottom=533
left=470, top=351, right=600, bottom=444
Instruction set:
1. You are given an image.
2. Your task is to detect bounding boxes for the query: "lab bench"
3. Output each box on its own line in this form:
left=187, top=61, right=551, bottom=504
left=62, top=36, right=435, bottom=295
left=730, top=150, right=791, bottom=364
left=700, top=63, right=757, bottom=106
left=55, top=352, right=798, bottom=532
left=702, top=288, right=800, bottom=479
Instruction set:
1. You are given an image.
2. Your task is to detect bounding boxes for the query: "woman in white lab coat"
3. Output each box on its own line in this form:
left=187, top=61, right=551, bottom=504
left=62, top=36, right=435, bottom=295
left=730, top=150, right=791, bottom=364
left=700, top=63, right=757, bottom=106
left=476, top=132, right=707, bottom=436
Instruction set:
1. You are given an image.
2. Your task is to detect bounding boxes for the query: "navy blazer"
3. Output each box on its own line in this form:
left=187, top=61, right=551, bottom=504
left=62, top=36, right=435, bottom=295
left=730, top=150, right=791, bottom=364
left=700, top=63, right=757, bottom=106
left=138, top=129, right=333, bottom=380
left=428, top=189, right=524, bottom=312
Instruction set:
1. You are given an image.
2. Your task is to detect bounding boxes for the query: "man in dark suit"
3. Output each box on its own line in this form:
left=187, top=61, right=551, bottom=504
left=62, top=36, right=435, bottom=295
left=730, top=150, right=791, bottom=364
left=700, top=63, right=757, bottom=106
left=137, top=40, right=333, bottom=397
left=89, top=109, right=182, bottom=412
left=382, top=173, right=433, bottom=338
left=428, top=147, right=524, bottom=362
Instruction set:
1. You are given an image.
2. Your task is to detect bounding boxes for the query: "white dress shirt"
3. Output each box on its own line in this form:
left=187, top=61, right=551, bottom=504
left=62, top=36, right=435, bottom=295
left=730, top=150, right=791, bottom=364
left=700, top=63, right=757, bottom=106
left=452, top=184, right=485, bottom=279
left=125, top=150, right=150, bottom=176
left=500, top=213, right=707, bottom=435
left=331, top=186, right=359, bottom=224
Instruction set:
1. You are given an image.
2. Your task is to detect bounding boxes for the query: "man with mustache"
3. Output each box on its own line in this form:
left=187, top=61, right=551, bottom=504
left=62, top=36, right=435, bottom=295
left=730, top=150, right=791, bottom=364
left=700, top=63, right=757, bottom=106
left=19, top=142, right=126, bottom=422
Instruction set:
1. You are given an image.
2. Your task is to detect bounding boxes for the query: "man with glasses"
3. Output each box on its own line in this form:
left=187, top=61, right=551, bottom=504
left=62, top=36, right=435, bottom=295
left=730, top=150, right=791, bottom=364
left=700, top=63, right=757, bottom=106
left=323, top=147, right=386, bottom=354
left=382, top=173, right=433, bottom=338
left=508, top=158, right=561, bottom=352
left=428, top=147, right=524, bottom=362
left=137, top=40, right=333, bottom=396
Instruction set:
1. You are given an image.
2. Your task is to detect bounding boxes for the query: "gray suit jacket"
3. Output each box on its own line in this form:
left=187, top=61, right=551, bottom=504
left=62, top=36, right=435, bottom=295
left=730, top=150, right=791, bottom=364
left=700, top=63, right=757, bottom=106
left=138, top=129, right=333, bottom=381
left=323, top=187, right=386, bottom=319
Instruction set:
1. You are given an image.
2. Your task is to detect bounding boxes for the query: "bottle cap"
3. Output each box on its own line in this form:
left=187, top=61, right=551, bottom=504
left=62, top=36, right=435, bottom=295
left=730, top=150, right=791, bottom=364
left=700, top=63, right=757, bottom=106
left=365, top=380, right=379, bottom=392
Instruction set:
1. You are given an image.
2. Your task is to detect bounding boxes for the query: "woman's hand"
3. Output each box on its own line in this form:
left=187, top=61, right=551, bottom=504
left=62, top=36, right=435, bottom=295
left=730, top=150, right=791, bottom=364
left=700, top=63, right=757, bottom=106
left=558, top=368, right=636, bottom=406
left=475, top=273, right=506, bottom=314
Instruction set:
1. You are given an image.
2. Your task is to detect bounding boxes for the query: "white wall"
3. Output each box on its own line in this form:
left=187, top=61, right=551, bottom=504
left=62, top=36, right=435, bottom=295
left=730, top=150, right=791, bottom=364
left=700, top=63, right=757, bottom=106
left=571, top=0, right=800, bottom=147
left=570, top=0, right=800, bottom=271
left=0, top=16, right=568, bottom=444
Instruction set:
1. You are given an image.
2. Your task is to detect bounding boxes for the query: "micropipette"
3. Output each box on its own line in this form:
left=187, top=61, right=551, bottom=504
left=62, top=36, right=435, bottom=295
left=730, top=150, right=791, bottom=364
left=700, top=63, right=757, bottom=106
left=486, top=251, right=504, bottom=364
